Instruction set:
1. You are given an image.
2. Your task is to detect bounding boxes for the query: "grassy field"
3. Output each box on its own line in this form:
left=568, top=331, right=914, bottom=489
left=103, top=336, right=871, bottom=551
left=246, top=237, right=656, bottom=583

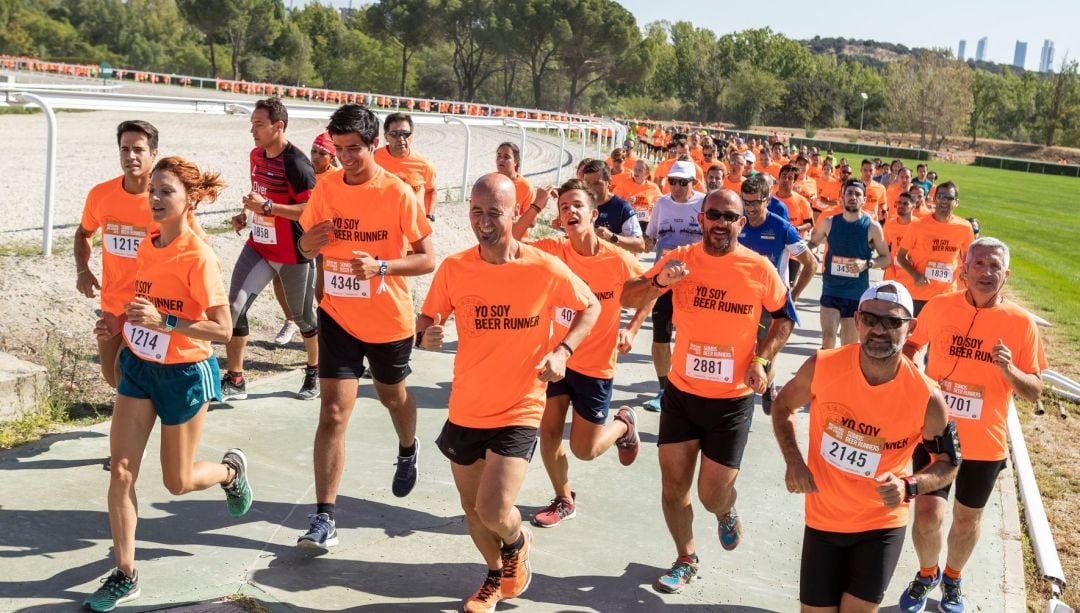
left=839, top=154, right=1080, bottom=609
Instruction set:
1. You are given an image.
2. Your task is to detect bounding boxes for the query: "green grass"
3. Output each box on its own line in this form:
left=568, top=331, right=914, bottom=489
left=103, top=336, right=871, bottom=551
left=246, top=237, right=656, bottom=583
left=837, top=154, right=1080, bottom=353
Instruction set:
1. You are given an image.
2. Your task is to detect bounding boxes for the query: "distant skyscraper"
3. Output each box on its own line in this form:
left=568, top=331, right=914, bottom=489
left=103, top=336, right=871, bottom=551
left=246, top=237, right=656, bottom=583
left=1013, top=41, right=1028, bottom=69
left=976, top=37, right=988, bottom=62
left=958, top=40, right=967, bottom=61
left=1040, top=40, right=1056, bottom=72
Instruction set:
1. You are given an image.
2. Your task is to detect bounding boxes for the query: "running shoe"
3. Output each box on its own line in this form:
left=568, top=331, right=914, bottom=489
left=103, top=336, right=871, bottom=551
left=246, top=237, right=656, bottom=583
left=83, top=568, right=139, bottom=612
left=718, top=508, right=742, bottom=550
left=615, top=406, right=640, bottom=466
left=296, top=367, right=320, bottom=400
left=938, top=576, right=964, bottom=613
left=273, top=319, right=300, bottom=346
left=392, top=438, right=419, bottom=498
left=898, top=567, right=941, bottom=612
left=644, top=389, right=664, bottom=412
left=220, top=374, right=247, bottom=401
left=655, top=556, right=699, bottom=594
left=221, top=448, right=252, bottom=517
left=463, top=573, right=502, bottom=613
left=297, top=512, right=338, bottom=551
left=499, top=526, right=532, bottom=598
left=531, top=492, right=576, bottom=528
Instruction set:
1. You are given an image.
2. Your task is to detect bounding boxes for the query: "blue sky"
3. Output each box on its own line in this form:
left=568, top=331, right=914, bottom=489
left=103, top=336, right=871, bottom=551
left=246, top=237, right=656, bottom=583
left=301, top=0, right=1075, bottom=70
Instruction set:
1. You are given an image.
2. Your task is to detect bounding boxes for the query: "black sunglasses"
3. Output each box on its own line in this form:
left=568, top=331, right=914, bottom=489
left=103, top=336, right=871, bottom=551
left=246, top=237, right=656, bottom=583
left=741, top=197, right=765, bottom=207
left=703, top=209, right=743, bottom=223
left=668, top=178, right=692, bottom=187
left=387, top=130, right=413, bottom=139
left=857, top=310, right=912, bottom=330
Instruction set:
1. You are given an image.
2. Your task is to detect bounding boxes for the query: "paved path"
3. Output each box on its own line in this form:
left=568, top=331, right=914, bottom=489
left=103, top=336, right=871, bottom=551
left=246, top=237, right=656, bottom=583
left=0, top=272, right=1022, bottom=612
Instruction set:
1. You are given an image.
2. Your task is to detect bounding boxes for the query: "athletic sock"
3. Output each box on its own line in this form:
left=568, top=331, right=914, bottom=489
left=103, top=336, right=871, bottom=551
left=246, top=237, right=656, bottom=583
left=305, top=364, right=318, bottom=372
left=658, top=375, right=668, bottom=391
left=676, top=553, right=698, bottom=565
left=399, top=441, right=417, bottom=457
left=501, top=532, right=525, bottom=553
left=316, top=502, right=335, bottom=521
left=227, top=371, right=244, bottom=384
left=944, top=565, right=962, bottom=580
left=919, top=565, right=939, bottom=579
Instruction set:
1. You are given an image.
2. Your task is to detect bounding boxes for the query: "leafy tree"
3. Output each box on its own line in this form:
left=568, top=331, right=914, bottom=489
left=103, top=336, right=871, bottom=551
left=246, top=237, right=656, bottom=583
left=364, top=0, right=439, bottom=97
left=293, top=2, right=348, bottom=87
left=1035, top=57, right=1080, bottom=146
left=558, top=0, right=641, bottom=113
left=721, top=62, right=785, bottom=128
left=498, top=0, right=572, bottom=109
left=885, top=50, right=972, bottom=149
left=439, top=0, right=504, bottom=101
left=968, top=69, right=1003, bottom=145
left=176, top=0, right=228, bottom=77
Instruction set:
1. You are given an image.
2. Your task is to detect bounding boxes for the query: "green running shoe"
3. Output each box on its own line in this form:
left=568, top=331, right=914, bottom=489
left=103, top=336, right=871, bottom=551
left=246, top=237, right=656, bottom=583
left=83, top=569, right=139, bottom=612
left=222, top=448, right=252, bottom=517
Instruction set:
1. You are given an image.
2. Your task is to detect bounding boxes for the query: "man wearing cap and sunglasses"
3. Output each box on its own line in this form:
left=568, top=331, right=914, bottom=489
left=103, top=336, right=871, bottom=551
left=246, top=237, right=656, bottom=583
left=374, top=112, right=438, bottom=221
left=808, top=179, right=891, bottom=350
left=624, top=188, right=795, bottom=595
left=641, top=160, right=706, bottom=413
left=772, top=281, right=959, bottom=612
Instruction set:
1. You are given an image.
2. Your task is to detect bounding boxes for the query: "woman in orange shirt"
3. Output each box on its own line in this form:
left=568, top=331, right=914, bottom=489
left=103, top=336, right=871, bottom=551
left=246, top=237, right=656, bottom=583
left=84, top=157, right=252, bottom=612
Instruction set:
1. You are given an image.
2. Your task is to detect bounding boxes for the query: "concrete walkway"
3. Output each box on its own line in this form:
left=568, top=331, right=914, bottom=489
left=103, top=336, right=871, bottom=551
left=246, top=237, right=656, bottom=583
left=0, top=274, right=1022, bottom=612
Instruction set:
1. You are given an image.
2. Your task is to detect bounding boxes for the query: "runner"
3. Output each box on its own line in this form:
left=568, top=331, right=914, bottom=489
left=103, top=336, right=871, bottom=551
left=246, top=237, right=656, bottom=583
left=624, top=188, right=794, bottom=594
left=895, top=182, right=975, bottom=316
left=614, top=159, right=662, bottom=234
left=417, top=173, right=599, bottom=612
left=495, top=142, right=546, bottom=239
left=738, top=175, right=816, bottom=414
left=756, top=145, right=782, bottom=179
left=775, top=164, right=814, bottom=238
left=883, top=190, right=919, bottom=290
left=772, top=281, right=959, bottom=613
left=808, top=180, right=891, bottom=349
left=530, top=179, right=650, bottom=528
left=223, top=97, right=319, bottom=401
left=814, top=158, right=842, bottom=217
left=84, top=156, right=252, bottom=612
left=859, top=159, right=889, bottom=222
left=885, top=166, right=913, bottom=211
left=722, top=152, right=746, bottom=192
left=374, top=112, right=438, bottom=220
left=896, top=238, right=1046, bottom=613
left=608, top=147, right=634, bottom=195
left=305, top=132, right=341, bottom=306
left=909, top=184, right=934, bottom=220
left=793, top=156, right=819, bottom=206
left=913, top=163, right=933, bottom=196
left=295, top=104, right=435, bottom=549
left=705, top=165, right=725, bottom=192
left=581, top=159, right=646, bottom=253
left=642, top=161, right=706, bottom=412
left=76, top=120, right=160, bottom=388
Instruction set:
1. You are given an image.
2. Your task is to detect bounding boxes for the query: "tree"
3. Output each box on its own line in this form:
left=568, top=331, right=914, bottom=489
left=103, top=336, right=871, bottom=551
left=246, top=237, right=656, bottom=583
left=558, top=0, right=641, bottom=113
left=968, top=69, right=1003, bottom=145
left=720, top=61, right=785, bottom=128
left=885, top=50, right=972, bottom=149
left=498, top=0, right=572, bottom=109
left=293, top=2, right=348, bottom=87
left=364, top=0, right=439, bottom=97
left=440, top=0, right=504, bottom=101
left=1036, top=57, right=1080, bottom=146
left=176, top=0, right=227, bottom=77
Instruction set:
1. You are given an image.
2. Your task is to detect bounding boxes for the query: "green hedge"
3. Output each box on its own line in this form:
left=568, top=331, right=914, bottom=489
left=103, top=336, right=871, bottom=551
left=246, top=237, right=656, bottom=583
left=973, top=156, right=1080, bottom=177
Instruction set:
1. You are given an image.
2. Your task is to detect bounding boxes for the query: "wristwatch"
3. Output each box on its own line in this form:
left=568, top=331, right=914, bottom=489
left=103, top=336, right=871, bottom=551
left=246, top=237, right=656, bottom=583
left=608, top=232, right=619, bottom=244
left=378, top=260, right=389, bottom=277
left=163, top=313, right=179, bottom=332
left=902, top=476, right=919, bottom=501
left=261, top=199, right=273, bottom=215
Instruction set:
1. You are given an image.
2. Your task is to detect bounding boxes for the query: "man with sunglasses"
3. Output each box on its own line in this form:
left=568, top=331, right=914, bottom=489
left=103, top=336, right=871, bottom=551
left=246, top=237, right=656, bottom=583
left=738, top=175, right=817, bottom=414
left=895, top=238, right=1045, bottom=613
left=808, top=179, right=891, bottom=349
left=895, top=182, right=975, bottom=317
left=375, top=112, right=437, bottom=221
left=772, top=281, right=959, bottom=612
left=624, top=188, right=794, bottom=595
left=641, top=161, right=706, bottom=412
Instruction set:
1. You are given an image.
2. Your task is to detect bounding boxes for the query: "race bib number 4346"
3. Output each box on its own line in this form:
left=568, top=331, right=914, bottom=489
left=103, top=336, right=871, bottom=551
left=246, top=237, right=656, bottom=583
left=323, top=258, right=371, bottom=298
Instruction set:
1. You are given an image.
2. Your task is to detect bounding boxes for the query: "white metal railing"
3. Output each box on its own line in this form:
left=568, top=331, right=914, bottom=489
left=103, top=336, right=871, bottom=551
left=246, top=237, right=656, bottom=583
left=2, top=86, right=611, bottom=254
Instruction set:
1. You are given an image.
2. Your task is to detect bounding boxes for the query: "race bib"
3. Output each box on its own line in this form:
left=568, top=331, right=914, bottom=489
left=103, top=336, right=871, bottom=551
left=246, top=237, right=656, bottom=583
left=102, top=223, right=147, bottom=259
left=633, top=197, right=650, bottom=221
left=830, top=256, right=861, bottom=278
left=820, top=420, right=883, bottom=478
left=685, top=342, right=734, bottom=383
left=941, top=379, right=985, bottom=420
left=554, top=306, right=574, bottom=329
left=323, top=258, right=371, bottom=298
left=925, top=261, right=953, bottom=283
left=251, top=213, right=277, bottom=245
left=123, top=321, right=171, bottom=363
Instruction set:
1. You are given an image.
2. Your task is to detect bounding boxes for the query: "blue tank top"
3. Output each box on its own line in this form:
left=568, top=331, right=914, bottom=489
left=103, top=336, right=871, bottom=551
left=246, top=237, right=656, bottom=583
left=823, top=214, right=872, bottom=300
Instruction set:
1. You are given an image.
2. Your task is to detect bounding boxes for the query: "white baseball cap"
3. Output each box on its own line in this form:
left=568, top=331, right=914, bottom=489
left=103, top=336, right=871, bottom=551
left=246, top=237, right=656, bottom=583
left=743, top=151, right=757, bottom=164
left=668, top=161, right=697, bottom=180
left=858, top=281, right=915, bottom=317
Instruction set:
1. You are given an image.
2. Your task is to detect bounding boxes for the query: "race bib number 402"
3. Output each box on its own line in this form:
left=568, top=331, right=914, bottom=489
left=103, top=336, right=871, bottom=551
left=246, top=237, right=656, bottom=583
left=820, top=420, right=883, bottom=478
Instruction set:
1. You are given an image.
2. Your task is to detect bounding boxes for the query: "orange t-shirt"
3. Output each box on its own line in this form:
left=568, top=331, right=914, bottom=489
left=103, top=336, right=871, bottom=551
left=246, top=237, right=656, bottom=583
left=299, top=168, right=433, bottom=343
left=512, top=175, right=536, bottom=216
left=374, top=147, right=437, bottom=215
left=756, top=162, right=782, bottom=180
left=805, top=345, right=935, bottom=533
left=777, top=192, right=813, bottom=229
left=654, top=158, right=677, bottom=184
left=123, top=228, right=227, bottom=364
left=795, top=177, right=818, bottom=204
left=907, top=292, right=1047, bottom=461
left=815, top=175, right=841, bottom=211
left=898, top=215, right=975, bottom=301
left=616, top=179, right=662, bottom=223
left=645, top=244, right=787, bottom=398
left=80, top=177, right=153, bottom=317
left=721, top=175, right=744, bottom=193
left=533, top=238, right=647, bottom=379
left=863, top=181, right=888, bottom=219
left=690, top=147, right=704, bottom=167
left=609, top=168, right=633, bottom=194
left=421, top=245, right=593, bottom=428
left=885, top=182, right=911, bottom=209
left=912, top=204, right=934, bottom=220
left=883, top=217, right=918, bottom=290
left=808, top=166, right=823, bottom=179
left=315, top=166, right=343, bottom=185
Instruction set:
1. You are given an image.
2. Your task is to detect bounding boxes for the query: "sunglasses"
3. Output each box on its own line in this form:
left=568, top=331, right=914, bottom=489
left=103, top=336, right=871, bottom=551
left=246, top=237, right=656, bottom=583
left=857, top=310, right=912, bottom=330
left=668, top=178, right=692, bottom=187
left=703, top=209, right=743, bottom=223
left=387, top=130, right=412, bottom=139
left=741, top=197, right=765, bottom=207
left=935, top=194, right=957, bottom=202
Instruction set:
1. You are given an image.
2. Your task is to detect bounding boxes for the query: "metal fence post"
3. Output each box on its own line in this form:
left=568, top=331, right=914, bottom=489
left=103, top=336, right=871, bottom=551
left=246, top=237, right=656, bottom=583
left=17, top=93, right=57, bottom=256
left=445, top=116, right=471, bottom=204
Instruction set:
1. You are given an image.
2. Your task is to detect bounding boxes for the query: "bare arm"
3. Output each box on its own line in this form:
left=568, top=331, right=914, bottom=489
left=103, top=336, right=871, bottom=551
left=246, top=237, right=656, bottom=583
left=621, top=259, right=688, bottom=309
left=790, top=247, right=817, bottom=303
left=897, top=247, right=928, bottom=286
left=74, top=226, right=100, bottom=298
left=512, top=187, right=554, bottom=240
left=992, top=338, right=1044, bottom=401
left=125, top=299, right=232, bottom=343
left=772, top=355, right=818, bottom=493
left=867, top=222, right=891, bottom=270
left=806, top=215, right=831, bottom=250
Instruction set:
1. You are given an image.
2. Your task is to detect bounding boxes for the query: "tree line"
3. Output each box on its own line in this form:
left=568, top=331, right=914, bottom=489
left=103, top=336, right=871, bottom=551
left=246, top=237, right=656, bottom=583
left=2, top=0, right=1078, bottom=148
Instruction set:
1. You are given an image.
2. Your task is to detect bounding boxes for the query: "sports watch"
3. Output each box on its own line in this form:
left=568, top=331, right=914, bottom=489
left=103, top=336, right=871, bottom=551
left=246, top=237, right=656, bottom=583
left=163, top=313, right=179, bottom=332
left=261, top=199, right=273, bottom=215
left=903, top=476, right=919, bottom=501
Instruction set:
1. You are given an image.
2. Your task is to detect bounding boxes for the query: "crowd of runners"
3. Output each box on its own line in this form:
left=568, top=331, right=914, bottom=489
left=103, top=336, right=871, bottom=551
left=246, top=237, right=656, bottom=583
left=72, top=98, right=1046, bottom=613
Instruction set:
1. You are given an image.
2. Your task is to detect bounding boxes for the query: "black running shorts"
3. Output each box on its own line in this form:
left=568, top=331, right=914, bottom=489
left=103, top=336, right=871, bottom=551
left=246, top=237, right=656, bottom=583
left=912, top=444, right=1006, bottom=509
left=652, top=291, right=674, bottom=344
left=657, top=382, right=754, bottom=469
left=799, top=525, right=906, bottom=606
left=436, top=421, right=539, bottom=466
left=317, top=308, right=412, bottom=384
